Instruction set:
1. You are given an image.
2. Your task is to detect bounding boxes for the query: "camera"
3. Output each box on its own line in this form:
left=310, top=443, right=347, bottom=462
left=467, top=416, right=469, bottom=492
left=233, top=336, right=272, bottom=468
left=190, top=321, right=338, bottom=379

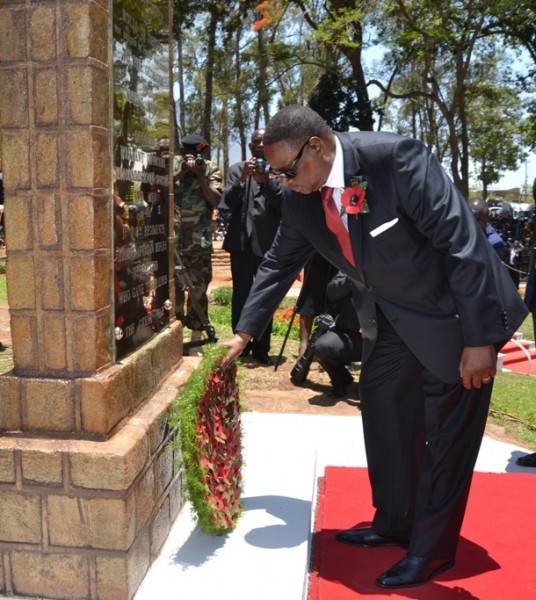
left=254, top=158, right=267, bottom=175
left=194, top=154, right=205, bottom=169
left=290, top=313, right=334, bottom=385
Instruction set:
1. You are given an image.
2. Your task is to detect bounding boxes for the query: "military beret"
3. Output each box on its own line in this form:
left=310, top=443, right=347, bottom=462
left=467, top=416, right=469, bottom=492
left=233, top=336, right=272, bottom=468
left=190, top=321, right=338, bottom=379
left=181, top=134, right=208, bottom=148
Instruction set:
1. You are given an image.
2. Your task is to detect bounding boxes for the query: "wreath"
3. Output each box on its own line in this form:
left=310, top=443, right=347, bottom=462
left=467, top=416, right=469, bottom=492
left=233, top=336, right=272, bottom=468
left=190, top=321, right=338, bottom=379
left=169, top=345, right=243, bottom=535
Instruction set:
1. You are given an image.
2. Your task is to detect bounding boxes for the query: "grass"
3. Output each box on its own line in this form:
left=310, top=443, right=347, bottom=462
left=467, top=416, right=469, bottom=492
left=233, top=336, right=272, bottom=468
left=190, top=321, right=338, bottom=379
left=209, top=286, right=300, bottom=340
left=0, top=273, right=6, bottom=303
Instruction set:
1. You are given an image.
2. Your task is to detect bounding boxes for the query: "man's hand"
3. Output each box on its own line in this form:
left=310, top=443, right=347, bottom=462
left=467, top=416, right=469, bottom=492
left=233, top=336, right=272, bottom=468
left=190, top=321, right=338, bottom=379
left=459, top=345, right=497, bottom=390
left=179, top=154, right=206, bottom=177
left=221, top=332, right=251, bottom=369
left=240, top=158, right=270, bottom=186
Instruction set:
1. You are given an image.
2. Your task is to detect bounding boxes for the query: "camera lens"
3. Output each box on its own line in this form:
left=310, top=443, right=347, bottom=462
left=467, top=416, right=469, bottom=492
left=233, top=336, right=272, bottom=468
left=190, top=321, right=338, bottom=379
left=254, top=158, right=266, bottom=175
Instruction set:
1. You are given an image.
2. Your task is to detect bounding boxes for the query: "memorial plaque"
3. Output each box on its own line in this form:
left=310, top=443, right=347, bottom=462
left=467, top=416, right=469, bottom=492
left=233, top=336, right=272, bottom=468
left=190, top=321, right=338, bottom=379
left=112, top=0, right=171, bottom=359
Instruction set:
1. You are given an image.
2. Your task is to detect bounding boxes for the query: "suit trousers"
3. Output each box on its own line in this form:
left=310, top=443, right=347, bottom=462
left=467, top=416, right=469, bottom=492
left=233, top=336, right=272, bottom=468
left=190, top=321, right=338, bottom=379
left=230, top=248, right=272, bottom=353
left=359, top=308, right=492, bottom=560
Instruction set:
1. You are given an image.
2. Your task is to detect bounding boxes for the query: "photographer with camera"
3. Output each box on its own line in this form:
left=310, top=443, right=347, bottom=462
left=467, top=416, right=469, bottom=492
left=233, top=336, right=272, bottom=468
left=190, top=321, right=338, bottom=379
left=220, top=128, right=283, bottom=365
left=291, top=271, right=362, bottom=398
left=174, top=134, right=223, bottom=345
left=314, top=271, right=362, bottom=398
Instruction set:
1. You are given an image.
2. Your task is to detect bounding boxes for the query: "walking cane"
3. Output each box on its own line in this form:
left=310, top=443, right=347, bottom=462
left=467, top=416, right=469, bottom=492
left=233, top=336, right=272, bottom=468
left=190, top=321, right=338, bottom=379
left=273, top=303, right=298, bottom=371
left=273, top=260, right=311, bottom=371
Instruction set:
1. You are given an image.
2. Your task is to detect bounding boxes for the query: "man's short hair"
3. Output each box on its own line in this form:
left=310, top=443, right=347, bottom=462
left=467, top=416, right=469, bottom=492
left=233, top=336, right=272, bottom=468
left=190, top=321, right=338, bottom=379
left=264, top=105, right=332, bottom=149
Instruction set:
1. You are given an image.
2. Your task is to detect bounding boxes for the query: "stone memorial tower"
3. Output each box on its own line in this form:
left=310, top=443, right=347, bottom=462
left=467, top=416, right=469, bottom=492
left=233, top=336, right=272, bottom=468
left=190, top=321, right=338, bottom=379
left=0, top=1, right=189, bottom=598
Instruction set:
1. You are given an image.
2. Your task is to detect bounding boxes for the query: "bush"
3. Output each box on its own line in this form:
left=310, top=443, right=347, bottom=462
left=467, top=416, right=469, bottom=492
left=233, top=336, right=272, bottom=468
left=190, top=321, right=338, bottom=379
left=210, top=286, right=232, bottom=306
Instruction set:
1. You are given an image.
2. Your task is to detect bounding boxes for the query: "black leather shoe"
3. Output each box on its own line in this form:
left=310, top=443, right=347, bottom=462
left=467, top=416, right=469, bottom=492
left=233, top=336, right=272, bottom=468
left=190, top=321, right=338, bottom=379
left=327, top=387, right=346, bottom=399
left=516, top=452, right=536, bottom=467
left=252, top=352, right=273, bottom=366
left=377, top=554, right=455, bottom=588
left=335, top=526, right=408, bottom=548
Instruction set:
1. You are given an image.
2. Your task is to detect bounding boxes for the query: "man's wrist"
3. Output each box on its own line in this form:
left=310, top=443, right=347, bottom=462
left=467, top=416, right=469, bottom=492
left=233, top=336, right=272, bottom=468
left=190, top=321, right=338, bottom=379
left=236, top=331, right=251, bottom=344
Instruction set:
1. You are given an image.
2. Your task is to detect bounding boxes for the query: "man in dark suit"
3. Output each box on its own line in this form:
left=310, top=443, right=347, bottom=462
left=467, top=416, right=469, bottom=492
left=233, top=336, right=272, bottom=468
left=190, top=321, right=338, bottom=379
left=222, top=105, right=528, bottom=588
left=220, top=128, right=283, bottom=365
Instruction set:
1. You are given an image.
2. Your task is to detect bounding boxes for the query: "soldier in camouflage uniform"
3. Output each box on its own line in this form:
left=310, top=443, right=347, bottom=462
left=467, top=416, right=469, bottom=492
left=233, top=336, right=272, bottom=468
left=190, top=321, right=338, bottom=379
left=173, top=134, right=223, bottom=337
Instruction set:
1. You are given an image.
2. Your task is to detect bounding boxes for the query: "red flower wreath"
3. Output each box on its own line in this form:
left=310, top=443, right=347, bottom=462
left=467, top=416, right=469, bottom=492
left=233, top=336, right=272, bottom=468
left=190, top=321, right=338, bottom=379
left=340, top=180, right=369, bottom=216
left=169, top=346, right=243, bottom=535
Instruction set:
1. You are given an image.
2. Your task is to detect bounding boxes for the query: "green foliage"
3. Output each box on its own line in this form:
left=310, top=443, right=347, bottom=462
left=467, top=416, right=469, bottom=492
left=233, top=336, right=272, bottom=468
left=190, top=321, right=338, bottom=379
left=207, top=296, right=300, bottom=340
left=309, top=72, right=363, bottom=131
left=173, top=0, right=535, bottom=187
left=467, top=69, right=526, bottom=191
left=169, top=345, right=243, bottom=535
left=0, top=274, right=6, bottom=303
left=518, top=314, right=535, bottom=343
left=210, top=285, right=233, bottom=306
left=523, top=100, right=536, bottom=150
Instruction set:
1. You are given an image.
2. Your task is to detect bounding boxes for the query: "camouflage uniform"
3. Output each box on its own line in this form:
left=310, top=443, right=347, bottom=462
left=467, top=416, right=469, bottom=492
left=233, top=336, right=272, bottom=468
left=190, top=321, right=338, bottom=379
left=174, top=158, right=223, bottom=330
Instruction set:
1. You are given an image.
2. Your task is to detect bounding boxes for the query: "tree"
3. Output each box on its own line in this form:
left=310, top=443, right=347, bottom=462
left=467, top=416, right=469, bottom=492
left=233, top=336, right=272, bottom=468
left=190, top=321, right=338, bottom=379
left=171, top=0, right=534, bottom=191
left=253, top=0, right=378, bottom=130
left=309, top=72, right=363, bottom=130
left=467, top=81, right=526, bottom=198
left=369, top=0, right=506, bottom=197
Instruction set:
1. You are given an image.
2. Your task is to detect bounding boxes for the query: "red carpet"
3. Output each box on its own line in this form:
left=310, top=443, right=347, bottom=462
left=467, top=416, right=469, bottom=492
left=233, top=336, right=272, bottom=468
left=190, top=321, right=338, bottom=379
left=309, top=467, right=536, bottom=599
left=499, top=338, right=536, bottom=375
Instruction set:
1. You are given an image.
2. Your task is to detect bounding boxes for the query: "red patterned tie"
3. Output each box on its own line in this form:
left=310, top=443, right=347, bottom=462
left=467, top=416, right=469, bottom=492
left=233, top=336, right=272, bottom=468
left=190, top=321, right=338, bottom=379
left=321, top=186, right=355, bottom=267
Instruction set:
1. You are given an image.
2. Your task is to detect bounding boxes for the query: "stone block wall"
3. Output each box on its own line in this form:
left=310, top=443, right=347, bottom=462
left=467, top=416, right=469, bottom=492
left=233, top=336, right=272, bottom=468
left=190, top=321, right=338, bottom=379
left=0, top=2, right=189, bottom=598
left=0, top=322, right=183, bottom=439
left=0, top=360, right=194, bottom=600
left=0, top=0, right=113, bottom=379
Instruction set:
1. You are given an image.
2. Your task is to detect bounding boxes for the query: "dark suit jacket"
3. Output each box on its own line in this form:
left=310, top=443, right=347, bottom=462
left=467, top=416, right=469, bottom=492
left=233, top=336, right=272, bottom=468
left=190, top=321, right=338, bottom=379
left=220, top=162, right=283, bottom=257
left=237, top=131, right=528, bottom=383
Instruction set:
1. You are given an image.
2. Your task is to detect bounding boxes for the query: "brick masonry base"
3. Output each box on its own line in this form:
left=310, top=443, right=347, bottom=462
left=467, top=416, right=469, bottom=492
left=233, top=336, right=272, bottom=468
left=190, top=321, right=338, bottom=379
left=0, top=352, right=200, bottom=600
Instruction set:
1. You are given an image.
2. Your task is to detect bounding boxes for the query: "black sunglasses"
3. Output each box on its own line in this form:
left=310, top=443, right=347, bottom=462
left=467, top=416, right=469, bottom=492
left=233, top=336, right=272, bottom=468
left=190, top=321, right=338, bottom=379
left=271, top=137, right=311, bottom=179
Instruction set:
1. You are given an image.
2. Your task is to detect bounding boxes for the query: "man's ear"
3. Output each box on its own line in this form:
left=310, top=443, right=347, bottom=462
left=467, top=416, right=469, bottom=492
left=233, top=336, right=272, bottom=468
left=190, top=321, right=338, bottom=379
left=308, top=136, right=326, bottom=156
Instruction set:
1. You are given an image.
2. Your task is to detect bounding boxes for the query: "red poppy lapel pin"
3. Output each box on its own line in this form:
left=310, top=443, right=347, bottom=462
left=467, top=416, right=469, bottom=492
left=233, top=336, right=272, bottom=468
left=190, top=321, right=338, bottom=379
left=340, top=177, right=369, bottom=216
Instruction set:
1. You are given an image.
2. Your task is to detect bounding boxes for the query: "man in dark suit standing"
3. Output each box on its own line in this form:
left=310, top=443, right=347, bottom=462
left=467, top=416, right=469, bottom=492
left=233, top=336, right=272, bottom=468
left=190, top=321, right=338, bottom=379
left=220, top=129, right=283, bottom=365
left=222, top=105, right=528, bottom=588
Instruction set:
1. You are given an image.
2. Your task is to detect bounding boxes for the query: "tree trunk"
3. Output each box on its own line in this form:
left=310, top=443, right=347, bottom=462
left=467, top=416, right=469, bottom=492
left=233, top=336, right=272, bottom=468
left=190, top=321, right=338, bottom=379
left=202, top=9, right=218, bottom=145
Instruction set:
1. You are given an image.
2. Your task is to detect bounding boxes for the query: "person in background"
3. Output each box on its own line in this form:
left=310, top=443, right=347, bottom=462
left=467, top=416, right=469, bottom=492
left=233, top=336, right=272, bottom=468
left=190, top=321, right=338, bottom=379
left=468, top=197, right=509, bottom=260
left=220, top=129, right=283, bottom=365
left=314, top=271, right=362, bottom=399
left=222, top=105, right=528, bottom=589
left=515, top=183, right=536, bottom=469
left=174, top=134, right=223, bottom=344
left=296, top=253, right=337, bottom=357
left=507, top=239, right=523, bottom=289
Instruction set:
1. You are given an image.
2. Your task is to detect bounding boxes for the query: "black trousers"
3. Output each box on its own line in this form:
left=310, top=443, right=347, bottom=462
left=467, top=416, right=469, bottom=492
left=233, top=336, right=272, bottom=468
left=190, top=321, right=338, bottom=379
left=359, top=309, right=492, bottom=560
left=314, top=327, right=362, bottom=388
left=230, top=248, right=272, bottom=353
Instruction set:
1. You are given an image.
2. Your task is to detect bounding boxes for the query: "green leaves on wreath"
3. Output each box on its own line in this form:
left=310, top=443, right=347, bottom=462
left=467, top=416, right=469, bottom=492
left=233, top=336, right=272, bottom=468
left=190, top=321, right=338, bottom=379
left=169, top=345, right=243, bottom=535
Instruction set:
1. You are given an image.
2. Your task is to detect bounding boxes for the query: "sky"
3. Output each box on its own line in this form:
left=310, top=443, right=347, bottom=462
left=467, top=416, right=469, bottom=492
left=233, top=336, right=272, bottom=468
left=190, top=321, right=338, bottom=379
left=490, top=153, right=535, bottom=193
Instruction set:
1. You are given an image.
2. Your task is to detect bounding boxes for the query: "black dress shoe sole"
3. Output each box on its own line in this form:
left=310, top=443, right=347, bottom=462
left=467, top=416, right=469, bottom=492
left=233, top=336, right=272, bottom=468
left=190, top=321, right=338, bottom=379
left=335, top=532, right=408, bottom=548
left=376, top=559, right=455, bottom=588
